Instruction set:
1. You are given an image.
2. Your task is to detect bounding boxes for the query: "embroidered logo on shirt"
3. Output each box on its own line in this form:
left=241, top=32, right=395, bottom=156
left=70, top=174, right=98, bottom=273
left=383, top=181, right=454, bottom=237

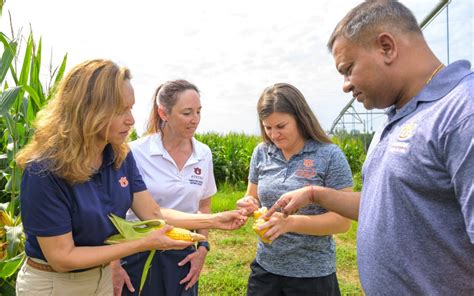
left=398, top=122, right=417, bottom=141
left=296, top=160, right=317, bottom=178
left=194, top=167, right=202, bottom=175
left=118, top=176, right=129, bottom=187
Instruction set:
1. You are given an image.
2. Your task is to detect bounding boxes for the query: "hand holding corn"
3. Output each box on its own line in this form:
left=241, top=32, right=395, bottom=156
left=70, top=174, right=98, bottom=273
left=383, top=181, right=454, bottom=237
left=253, top=207, right=291, bottom=243
left=105, top=214, right=203, bottom=251
left=252, top=207, right=272, bottom=244
left=106, top=214, right=203, bottom=295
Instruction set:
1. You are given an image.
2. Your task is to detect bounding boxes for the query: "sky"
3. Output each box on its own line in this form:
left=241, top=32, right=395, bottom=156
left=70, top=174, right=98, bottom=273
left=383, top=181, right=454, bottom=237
left=1, top=0, right=471, bottom=136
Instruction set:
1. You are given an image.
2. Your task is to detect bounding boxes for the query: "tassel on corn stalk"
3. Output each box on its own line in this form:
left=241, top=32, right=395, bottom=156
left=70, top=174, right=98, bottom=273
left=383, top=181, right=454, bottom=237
left=105, top=214, right=206, bottom=295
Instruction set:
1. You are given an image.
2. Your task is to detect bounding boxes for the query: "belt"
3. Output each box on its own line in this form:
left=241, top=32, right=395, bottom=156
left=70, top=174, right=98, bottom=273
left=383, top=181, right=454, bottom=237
left=26, top=258, right=109, bottom=273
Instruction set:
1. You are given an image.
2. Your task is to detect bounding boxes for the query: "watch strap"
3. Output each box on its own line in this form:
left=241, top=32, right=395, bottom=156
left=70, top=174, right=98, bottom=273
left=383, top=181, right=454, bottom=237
left=197, top=241, right=210, bottom=251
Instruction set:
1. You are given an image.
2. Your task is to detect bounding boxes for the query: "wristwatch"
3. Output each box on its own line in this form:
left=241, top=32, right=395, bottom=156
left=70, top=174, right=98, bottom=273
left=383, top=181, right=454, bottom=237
left=197, top=241, right=210, bottom=252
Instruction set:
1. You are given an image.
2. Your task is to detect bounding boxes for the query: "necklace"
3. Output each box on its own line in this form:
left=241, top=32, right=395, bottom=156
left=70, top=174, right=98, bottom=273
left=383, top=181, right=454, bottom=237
left=426, top=63, right=444, bottom=85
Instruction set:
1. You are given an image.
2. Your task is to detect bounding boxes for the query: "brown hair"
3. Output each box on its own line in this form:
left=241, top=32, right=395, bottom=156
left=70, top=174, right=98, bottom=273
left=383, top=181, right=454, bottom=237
left=16, top=59, right=131, bottom=184
left=146, top=79, right=199, bottom=134
left=257, top=83, right=332, bottom=144
left=327, top=0, right=422, bottom=50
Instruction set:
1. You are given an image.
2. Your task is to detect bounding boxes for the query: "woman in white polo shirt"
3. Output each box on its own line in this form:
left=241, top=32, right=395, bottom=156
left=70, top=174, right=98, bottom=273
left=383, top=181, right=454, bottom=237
left=115, top=80, right=215, bottom=296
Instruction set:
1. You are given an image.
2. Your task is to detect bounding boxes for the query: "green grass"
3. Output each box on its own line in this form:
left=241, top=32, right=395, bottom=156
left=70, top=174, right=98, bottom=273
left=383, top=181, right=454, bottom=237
left=200, top=189, right=363, bottom=295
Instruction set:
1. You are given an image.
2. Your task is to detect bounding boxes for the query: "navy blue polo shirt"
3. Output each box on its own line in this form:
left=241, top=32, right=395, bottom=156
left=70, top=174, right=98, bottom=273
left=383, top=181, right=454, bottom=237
left=20, top=145, right=147, bottom=261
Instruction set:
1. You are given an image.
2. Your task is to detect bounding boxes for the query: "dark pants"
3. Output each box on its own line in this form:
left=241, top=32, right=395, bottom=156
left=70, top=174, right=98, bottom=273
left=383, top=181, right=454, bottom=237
left=247, top=260, right=341, bottom=296
left=122, top=247, right=197, bottom=296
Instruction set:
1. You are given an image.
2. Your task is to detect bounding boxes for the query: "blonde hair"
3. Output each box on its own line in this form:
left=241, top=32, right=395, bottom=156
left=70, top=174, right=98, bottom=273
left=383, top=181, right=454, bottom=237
left=257, top=83, right=332, bottom=144
left=16, top=59, right=131, bottom=184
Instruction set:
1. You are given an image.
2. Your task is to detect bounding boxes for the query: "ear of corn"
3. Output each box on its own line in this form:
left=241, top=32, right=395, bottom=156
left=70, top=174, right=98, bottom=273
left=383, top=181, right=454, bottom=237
left=253, top=207, right=267, bottom=220
left=252, top=207, right=272, bottom=244
left=106, top=213, right=206, bottom=295
left=105, top=213, right=205, bottom=243
left=166, top=227, right=206, bottom=242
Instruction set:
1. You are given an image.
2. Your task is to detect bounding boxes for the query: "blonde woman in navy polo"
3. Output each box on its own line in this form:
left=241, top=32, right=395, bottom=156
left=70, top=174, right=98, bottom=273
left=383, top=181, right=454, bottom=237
left=237, top=83, right=353, bottom=296
left=15, top=60, right=246, bottom=296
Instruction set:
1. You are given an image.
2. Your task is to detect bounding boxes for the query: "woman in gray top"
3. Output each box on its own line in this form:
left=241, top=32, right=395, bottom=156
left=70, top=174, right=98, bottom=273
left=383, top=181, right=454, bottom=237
left=237, top=83, right=353, bottom=296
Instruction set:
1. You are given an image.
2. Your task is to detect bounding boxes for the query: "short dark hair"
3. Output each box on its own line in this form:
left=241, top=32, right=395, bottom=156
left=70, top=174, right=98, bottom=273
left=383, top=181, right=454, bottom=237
left=327, top=0, right=422, bottom=50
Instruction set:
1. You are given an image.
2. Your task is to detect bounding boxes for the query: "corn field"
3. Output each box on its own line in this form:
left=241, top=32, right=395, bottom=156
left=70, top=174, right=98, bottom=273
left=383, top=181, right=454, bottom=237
left=0, top=5, right=67, bottom=294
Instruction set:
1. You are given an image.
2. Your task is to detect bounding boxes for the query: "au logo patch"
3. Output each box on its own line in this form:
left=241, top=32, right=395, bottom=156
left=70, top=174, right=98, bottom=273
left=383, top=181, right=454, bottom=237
left=303, top=159, right=313, bottom=167
left=297, top=159, right=317, bottom=178
left=398, top=122, right=417, bottom=141
left=119, top=176, right=129, bottom=187
left=194, top=167, right=202, bottom=175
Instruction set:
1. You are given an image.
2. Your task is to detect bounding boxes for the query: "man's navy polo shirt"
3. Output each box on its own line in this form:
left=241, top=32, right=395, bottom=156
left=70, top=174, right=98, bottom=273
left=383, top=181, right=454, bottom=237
left=20, top=145, right=147, bottom=262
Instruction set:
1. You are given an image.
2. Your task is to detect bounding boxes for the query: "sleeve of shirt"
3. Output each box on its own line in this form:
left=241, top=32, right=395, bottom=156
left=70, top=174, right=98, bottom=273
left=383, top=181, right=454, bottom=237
left=20, top=165, right=72, bottom=237
left=248, top=144, right=262, bottom=185
left=126, top=151, right=147, bottom=194
left=443, top=114, right=474, bottom=243
left=324, top=145, right=354, bottom=190
left=200, top=146, right=217, bottom=200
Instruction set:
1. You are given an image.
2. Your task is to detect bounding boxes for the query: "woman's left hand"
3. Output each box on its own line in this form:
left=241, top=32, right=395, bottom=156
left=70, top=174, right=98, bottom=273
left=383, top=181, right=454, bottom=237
left=259, top=212, right=291, bottom=241
left=111, top=260, right=135, bottom=296
left=213, top=210, right=247, bottom=230
left=178, top=247, right=208, bottom=290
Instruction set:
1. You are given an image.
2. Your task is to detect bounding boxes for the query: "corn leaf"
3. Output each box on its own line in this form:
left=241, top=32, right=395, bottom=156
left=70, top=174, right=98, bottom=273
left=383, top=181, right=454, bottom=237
left=0, top=36, right=16, bottom=85
left=0, top=252, right=25, bottom=278
left=5, top=224, right=23, bottom=257
left=0, top=87, right=21, bottom=115
left=52, top=54, right=68, bottom=89
left=139, top=250, right=155, bottom=296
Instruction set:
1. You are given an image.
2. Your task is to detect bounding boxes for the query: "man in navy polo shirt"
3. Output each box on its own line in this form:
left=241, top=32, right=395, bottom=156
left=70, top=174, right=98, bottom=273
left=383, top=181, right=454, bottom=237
left=269, top=1, right=474, bottom=295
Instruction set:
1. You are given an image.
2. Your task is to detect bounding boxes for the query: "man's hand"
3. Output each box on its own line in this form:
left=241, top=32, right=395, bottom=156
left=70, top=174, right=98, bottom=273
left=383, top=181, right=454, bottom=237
left=178, top=247, right=208, bottom=290
left=264, top=186, right=313, bottom=219
left=111, top=260, right=135, bottom=296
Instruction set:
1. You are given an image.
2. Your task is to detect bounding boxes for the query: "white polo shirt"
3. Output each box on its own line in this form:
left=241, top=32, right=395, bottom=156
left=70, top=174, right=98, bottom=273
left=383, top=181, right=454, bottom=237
left=126, top=133, right=217, bottom=220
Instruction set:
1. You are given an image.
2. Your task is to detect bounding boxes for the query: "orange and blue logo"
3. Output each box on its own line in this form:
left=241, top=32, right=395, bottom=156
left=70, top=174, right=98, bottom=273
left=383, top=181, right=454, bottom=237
left=119, top=176, right=129, bottom=187
left=303, top=159, right=313, bottom=167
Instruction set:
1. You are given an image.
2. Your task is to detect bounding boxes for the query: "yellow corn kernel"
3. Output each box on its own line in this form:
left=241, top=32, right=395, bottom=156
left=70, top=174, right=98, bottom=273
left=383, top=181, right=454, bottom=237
left=0, top=211, right=13, bottom=226
left=166, top=228, right=206, bottom=242
left=253, top=218, right=272, bottom=244
left=253, top=207, right=268, bottom=220
left=252, top=207, right=272, bottom=244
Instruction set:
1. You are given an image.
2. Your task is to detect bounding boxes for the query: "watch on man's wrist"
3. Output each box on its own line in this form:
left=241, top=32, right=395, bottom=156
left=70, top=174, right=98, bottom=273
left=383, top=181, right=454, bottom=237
left=197, top=241, right=210, bottom=252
